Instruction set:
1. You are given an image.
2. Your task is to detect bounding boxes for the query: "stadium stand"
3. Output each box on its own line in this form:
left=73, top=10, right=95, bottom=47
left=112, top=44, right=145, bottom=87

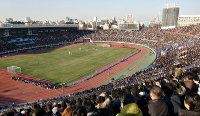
left=0, top=28, right=93, bottom=56
left=0, top=24, right=200, bottom=115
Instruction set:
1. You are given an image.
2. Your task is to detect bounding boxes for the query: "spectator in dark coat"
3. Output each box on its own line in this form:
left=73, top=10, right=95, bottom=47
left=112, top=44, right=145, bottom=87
left=96, top=96, right=109, bottom=116
left=178, top=93, right=200, bottom=116
left=148, top=86, right=169, bottom=116
left=84, top=100, right=98, bottom=116
left=162, top=84, right=182, bottom=116
left=45, top=104, right=53, bottom=116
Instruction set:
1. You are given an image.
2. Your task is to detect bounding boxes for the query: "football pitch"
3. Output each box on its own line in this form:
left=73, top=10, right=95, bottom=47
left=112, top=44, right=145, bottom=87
left=0, top=44, right=136, bottom=83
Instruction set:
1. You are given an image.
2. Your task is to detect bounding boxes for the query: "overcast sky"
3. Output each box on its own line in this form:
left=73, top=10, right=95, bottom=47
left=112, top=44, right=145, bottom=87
left=0, top=0, right=199, bottom=21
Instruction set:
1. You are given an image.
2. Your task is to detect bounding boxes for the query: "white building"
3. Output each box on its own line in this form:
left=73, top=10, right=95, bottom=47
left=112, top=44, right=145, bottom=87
left=92, top=17, right=98, bottom=30
left=93, top=17, right=97, bottom=22
left=112, top=16, right=116, bottom=21
left=178, top=15, right=200, bottom=26
left=118, top=18, right=125, bottom=24
left=126, top=14, right=133, bottom=23
left=102, top=23, right=110, bottom=30
left=65, top=17, right=70, bottom=22
left=25, top=17, right=32, bottom=23
left=4, top=18, right=14, bottom=23
left=118, top=21, right=139, bottom=31
left=111, top=25, right=118, bottom=29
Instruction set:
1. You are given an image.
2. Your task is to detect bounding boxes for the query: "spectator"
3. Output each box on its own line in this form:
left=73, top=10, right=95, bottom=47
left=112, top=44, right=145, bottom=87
left=62, top=101, right=73, bottom=116
left=117, top=94, right=143, bottom=116
left=84, top=99, right=98, bottom=116
left=96, top=95, right=109, bottom=116
left=52, top=107, right=61, bottom=116
left=45, top=104, right=53, bottom=116
left=109, top=89, right=121, bottom=116
left=148, top=86, right=169, bottom=116
left=178, top=93, right=200, bottom=116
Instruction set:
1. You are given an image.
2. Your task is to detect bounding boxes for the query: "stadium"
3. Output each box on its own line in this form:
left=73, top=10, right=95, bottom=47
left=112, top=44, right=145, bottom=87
left=0, top=24, right=200, bottom=115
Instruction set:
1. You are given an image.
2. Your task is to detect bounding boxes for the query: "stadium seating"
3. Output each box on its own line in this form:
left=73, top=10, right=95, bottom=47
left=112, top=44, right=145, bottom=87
left=0, top=25, right=200, bottom=115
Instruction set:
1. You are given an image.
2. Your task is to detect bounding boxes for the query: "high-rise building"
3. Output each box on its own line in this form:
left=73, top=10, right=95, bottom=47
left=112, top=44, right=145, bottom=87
left=93, top=17, right=97, bottom=22
left=162, top=3, right=179, bottom=28
left=93, top=17, right=97, bottom=30
left=126, top=14, right=133, bottom=23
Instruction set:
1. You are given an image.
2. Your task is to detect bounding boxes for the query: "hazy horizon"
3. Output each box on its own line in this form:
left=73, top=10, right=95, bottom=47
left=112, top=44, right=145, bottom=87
left=0, top=0, right=199, bottom=22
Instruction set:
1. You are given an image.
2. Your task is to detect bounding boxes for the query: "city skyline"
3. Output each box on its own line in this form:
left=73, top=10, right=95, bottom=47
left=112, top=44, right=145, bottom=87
left=0, top=0, right=199, bottom=22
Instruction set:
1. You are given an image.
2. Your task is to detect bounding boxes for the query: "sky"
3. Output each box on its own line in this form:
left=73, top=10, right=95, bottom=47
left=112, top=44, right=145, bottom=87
left=0, top=0, right=199, bottom=22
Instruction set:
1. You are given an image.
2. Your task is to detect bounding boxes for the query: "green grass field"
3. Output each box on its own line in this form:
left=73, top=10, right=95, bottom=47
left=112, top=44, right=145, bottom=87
left=0, top=44, right=135, bottom=83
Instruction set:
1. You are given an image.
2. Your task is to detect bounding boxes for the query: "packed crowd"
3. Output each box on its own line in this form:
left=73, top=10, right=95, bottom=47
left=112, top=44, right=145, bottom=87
left=1, top=65, right=200, bottom=116
left=165, top=24, right=200, bottom=36
left=89, top=24, right=200, bottom=51
left=0, top=24, right=200, bottom=116
left=12, top=76, right=58, bottom=89
left=0, top=29, right=93, bottom=56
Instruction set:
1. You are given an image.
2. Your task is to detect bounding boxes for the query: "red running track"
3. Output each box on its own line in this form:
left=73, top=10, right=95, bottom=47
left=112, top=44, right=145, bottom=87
left=0, top=42, right=149, bottom=105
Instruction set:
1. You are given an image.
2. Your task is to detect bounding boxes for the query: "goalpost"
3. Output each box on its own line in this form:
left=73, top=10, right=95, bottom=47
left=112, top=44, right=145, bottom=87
left=83, top=38, right=92, bottom=43
left=7, top=66, right=21, bottom=74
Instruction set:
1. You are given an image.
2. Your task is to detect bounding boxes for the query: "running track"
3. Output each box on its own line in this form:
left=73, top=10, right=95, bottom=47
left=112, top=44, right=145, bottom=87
left=0, top=42, right=149, bottom=105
